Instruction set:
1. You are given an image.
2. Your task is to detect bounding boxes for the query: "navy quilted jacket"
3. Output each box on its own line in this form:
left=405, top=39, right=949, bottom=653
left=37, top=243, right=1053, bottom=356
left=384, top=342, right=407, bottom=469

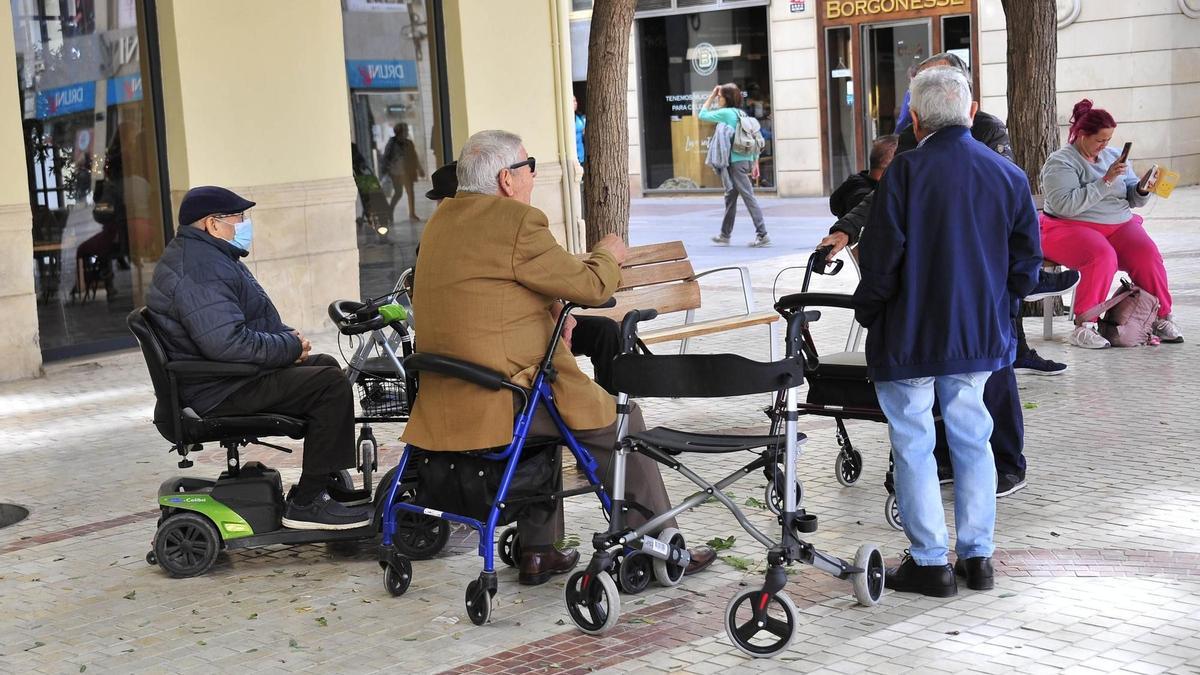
left=146, top=226, right=301, bottom=413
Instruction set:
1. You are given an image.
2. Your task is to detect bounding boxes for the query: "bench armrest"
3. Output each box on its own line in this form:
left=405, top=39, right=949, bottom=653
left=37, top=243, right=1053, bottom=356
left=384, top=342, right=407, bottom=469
left=166, top=361, right=260, bottom=378
left=687, top=265, right=755, bottom=316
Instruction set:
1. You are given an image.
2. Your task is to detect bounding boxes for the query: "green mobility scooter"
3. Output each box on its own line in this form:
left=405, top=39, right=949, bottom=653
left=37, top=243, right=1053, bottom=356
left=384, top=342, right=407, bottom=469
left=128, top=283, right=447, bottom=578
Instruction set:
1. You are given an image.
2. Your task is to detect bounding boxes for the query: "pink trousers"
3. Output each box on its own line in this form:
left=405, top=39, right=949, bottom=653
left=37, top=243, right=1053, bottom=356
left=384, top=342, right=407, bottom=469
left=1039, top=213, right=1172, bottom=320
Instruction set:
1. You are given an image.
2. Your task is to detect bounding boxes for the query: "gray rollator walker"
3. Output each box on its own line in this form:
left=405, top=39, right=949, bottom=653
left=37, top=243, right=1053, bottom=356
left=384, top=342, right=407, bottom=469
left=562, top=305, right=886, bottom=659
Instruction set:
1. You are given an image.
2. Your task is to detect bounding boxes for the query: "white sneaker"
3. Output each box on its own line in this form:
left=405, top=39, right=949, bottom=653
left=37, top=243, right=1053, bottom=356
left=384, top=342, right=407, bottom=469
left=749, top=234, right=771, bottom=248
left=1153, top=314, right=1184, bottom=343
left=1069, top=324, right=1110, bottom=349
left=711, top=235, right=730, bottom=246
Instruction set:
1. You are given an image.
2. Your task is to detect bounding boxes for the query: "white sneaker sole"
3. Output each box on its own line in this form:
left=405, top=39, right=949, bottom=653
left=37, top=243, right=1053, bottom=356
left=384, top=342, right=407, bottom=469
left=1014, top=367, right=1067, bottom=376
left=996, top=480, right=1027, bottom=498
left=281, top=517, right=371, bottom=531
left=1025, top=277, right=1081, bottom=302
left=1069, top=340, right=1109, bottom=349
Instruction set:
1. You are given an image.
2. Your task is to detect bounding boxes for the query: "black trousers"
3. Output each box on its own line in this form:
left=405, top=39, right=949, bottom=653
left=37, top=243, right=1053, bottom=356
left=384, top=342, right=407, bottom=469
left=208, top=354, right=356, bottom=476
left=571, top=315, right=623, bottom=395
left=934, top=365, right=1026, bottom=477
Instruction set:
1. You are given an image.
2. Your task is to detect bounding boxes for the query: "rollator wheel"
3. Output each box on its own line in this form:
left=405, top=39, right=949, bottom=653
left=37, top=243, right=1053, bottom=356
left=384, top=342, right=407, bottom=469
left=851, top=543, right=885, bottom=606
left=884, top=494, right=903, bottom=531
left=383, top=558, right=412, bottom=597
left=154, top=512, right=221, bottom=578
left=391, top=485, right=451, bottom=560
left=652, top=528, right=687, bottom=587
left=616, top=551, right=653, bottom=594
left=563, top=570, right=621, bottom=635
left=497, top=526, right=521, bottom=568
left=464, top=578, right=494, bottom=626
left=835, top=447, right=863, bottom=487
left=765, top=478, right=803, bottom=516
left=145, top=551, right=157, bottom=566
left=331, top=469, right=356, bottom=492
left=724, top=589, right=799, bottom=659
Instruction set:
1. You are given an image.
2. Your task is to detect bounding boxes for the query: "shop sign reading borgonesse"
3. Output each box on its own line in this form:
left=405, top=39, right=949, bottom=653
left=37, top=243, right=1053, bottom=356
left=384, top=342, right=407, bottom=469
left=826, top=0, right=965, bottom=19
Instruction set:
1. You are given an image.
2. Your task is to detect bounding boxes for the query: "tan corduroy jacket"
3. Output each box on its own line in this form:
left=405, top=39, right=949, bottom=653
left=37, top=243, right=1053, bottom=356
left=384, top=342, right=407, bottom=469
left=401, top=191, right=621, bottom=451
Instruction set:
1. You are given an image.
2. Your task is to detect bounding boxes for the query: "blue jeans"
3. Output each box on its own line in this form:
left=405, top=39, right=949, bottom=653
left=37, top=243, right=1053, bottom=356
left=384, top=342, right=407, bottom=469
left=875, top=372, right=996, bottom=565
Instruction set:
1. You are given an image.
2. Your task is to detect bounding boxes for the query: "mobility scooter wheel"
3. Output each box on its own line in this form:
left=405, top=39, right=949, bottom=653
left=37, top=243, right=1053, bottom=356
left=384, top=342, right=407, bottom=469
left=383, top=557, right=413, bottom=597
left=884, top=494, right=903, bottom=531
left=852, top=543, right=885, bottom=606
left=564, top=569, right=621, bottom=635
left=465, top=578, right=494, bottom=626
left=154, top=512, right=221, bottom=578
left=724, top=589, right=799, bottom=659
left=616, top=551, right=652, bottom=594
left=391, top=484, right=451, bottom=560
left=498, top=526, right=521, bottom=568
left=652, top=528, right=687, bottom=587
left=835, top=447, right=863, bottom=487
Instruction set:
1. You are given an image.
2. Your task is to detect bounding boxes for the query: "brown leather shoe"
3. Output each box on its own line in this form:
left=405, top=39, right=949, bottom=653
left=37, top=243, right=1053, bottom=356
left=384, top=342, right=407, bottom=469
left=684, top=545, right=717, bottom=576
left=518, top=548, right=580, bottom=586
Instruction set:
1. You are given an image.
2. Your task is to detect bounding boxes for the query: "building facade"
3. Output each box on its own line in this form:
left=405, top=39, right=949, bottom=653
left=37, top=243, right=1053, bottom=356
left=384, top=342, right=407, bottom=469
left=2, top=0, right=1197, bottom=380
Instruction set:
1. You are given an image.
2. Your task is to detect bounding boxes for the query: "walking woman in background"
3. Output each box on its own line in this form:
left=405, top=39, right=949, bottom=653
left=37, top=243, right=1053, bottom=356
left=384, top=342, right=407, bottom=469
left=700, top=83, right=770, bottom=248
left=1039, top=99, right=1182, bottom=348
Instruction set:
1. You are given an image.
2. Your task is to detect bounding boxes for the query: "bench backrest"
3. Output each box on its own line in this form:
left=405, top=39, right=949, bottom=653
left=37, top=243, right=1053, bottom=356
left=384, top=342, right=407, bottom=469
left=577, top=241, right=700, bottom=321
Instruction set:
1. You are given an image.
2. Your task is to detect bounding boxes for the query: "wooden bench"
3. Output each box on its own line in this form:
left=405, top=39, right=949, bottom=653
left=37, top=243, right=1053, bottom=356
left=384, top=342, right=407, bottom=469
left=578, top=241, right=781, bottom=359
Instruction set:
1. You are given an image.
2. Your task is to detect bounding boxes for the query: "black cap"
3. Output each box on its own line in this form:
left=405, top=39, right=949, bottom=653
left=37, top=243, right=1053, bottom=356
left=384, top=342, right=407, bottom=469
left=178, top=186, right=256, bottom=227
left=425, top=162, right=458, bottom=201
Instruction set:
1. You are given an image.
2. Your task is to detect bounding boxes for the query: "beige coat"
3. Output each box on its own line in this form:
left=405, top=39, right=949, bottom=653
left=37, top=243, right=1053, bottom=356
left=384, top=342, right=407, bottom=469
left=401, top=191, right=621, bottom=451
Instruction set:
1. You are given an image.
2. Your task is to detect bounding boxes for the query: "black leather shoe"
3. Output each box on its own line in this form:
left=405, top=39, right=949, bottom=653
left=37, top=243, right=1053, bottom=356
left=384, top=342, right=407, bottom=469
left=885, top=554, right=957, bottom=597
left=954, top=556, right=995, bottom=591
left=684, top=546, right=716, bottom=575
left=518, top=548, right=580, bottom=586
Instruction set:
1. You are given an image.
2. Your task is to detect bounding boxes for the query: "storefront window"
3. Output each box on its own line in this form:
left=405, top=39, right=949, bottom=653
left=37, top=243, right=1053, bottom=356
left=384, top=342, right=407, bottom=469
left=12, top=0, right=166, bottom=359
left=825, top=26, right=856, bottom=191
left=636, top=6, right=774, bottom=192
left=342, top=0, right=444, bottom=300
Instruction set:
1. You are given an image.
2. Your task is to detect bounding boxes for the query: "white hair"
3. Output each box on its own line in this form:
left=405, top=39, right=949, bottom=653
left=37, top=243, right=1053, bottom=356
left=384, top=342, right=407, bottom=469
left=910, top=66, right=972, bottom=134
left=457, top=130, right=523, bottom=194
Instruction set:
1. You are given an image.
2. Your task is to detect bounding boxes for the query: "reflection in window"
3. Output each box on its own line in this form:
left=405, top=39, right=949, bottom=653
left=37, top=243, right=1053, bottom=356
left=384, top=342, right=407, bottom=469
left=636, top=6, right=774, bottom=191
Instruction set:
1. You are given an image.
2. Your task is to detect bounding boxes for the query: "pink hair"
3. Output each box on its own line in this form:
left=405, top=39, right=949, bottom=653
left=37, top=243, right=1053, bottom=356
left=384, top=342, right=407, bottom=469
left=1068, top=98, right=1116, bottom=143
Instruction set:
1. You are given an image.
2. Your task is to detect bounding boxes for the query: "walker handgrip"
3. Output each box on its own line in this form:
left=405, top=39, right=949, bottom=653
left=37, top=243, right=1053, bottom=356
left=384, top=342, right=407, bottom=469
left=619, top=308, right=658, bottom=354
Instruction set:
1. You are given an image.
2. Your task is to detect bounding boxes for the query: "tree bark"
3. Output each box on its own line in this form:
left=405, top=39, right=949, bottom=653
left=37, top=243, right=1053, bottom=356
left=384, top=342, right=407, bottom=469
left=1000, top=0, right=1058, bottom=193
left=583, top=0, right=637, bottom=247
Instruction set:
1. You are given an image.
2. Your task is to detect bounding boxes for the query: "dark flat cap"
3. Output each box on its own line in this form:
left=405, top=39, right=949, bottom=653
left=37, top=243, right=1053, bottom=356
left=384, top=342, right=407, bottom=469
left=178, top=186, right=256, bottom=226
left=425, top=162, right=458, bottom=201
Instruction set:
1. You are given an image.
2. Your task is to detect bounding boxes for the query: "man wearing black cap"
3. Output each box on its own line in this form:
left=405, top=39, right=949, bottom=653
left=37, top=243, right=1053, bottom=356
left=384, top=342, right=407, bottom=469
left=146, top=186, right=371, bottom=530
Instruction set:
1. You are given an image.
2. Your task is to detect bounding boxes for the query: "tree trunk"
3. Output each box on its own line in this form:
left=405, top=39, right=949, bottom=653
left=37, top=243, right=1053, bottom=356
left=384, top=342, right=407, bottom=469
left=1000, top=0, right=1058, bottom=193
left=583, top=0, right=637, bottom=247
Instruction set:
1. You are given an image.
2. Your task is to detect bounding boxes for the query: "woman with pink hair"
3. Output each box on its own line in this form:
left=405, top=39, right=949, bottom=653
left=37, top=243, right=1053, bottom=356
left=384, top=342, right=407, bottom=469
left=1039, top=99, right=1181, bottom=348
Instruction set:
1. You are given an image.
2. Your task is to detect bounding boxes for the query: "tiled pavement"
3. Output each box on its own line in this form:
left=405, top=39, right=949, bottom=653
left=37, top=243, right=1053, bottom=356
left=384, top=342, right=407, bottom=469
left=2, top=190, right=1200, bottom=674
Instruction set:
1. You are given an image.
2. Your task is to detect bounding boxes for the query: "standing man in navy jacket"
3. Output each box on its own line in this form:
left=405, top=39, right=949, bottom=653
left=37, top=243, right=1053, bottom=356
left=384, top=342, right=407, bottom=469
left=853, top=68, right=1041, bottom=597
left=147, top=186, right=371, bottom=531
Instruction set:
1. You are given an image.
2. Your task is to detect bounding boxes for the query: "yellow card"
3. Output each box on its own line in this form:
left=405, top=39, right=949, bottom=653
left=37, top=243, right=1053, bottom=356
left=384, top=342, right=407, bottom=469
left=1154, top=168, right=1179, bottom=198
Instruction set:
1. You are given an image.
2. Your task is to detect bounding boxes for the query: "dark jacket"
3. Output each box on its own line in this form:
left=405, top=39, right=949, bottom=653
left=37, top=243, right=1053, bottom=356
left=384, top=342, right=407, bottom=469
left=851, top=126, right=1042, bottom=381
left=829, top=170, right=878, bottom=219
left=146, top=226, right=301, bottom=413
left=831, top=110, right=1013, bottom=244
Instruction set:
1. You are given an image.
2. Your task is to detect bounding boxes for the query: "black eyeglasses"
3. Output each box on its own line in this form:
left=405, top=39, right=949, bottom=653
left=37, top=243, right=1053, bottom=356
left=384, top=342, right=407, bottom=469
left=508, top=157, right=536, bottom=174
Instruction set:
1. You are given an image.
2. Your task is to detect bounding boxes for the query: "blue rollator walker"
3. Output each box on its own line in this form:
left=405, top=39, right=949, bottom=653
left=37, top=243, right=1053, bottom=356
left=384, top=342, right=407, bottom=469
left=376, top=299, right=618, bottom=625
left=562, top=304, right=886, bottom=659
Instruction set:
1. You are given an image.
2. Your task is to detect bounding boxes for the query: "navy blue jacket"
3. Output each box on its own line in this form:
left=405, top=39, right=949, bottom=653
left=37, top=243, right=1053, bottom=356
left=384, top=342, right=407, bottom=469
left=852, top=126, right=1042, bottom=382
left=146, top=227, right=301, bottom=413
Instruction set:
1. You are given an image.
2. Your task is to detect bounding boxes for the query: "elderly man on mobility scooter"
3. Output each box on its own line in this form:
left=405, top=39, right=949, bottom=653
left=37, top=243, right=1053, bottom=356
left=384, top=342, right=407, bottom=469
left=404, top=129, right=716, bottom=585
left=146, top=186, right=371, bottom=531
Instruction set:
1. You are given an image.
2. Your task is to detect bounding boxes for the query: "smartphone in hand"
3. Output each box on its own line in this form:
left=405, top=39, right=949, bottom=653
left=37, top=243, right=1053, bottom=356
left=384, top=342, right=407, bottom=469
left=1118, top=141, right=1133, bottom=163
left=1138, top=165, right=1159, bottom=192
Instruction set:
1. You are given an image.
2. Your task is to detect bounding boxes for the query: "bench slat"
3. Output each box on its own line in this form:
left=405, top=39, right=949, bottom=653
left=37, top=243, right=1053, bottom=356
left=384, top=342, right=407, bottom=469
left=618, top=260, right=694, bottom=290
left=578, top=280, right=701, bottom=321
left=639, top=311, right=780, bottom=345
left=624, top=241, right=687, bottom=267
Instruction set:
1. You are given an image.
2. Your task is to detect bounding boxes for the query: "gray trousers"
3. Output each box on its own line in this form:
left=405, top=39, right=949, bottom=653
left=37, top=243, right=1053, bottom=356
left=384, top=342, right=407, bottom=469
left=719, top=160, right=767, bottom=238
left=519, top=401, right=677, bottom=550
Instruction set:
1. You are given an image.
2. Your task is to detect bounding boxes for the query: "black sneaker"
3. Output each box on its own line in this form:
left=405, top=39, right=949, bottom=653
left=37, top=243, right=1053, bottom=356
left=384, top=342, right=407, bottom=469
left=1025, top=270, right=1081, bottom=302
left=996, top=473, right=1026, bottom=497
left=937, top=464, right=954, bottom=485
left=1013, top=350, right=1067, bottom=376
left=286, top=483, right=371, bottom=508
left=282, top=490, right=372, bottom=530
left=954, top=556, right=995, bottom=591
left=884, top=553, right=957, bottom=597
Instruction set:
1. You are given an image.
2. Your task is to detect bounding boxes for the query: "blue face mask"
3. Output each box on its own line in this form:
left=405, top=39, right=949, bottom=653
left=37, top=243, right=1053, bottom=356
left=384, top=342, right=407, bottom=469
left=231, top=218, right=254, bottom=252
